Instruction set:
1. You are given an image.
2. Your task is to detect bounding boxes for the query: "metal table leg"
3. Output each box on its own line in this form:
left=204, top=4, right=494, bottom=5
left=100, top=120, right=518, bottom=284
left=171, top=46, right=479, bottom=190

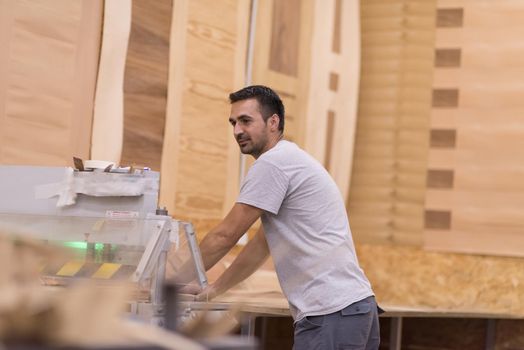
left=485, top=319, right=497, bottom=350
left=241, top=313, right=257, bottom=338
left=390, top=317, right=403, bottom=350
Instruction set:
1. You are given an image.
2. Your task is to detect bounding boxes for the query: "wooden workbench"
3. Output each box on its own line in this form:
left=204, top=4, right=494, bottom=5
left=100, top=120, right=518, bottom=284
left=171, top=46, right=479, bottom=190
left=179, top=297, right=524, bottom=350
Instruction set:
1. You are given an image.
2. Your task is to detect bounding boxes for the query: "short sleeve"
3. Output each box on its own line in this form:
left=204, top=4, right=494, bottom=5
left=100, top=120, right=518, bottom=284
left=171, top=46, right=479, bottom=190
left=237, top=159, right=289, bottom=215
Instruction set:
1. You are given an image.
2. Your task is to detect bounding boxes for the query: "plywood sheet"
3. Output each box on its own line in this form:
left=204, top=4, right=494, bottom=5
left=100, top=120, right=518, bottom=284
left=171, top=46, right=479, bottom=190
left=0, top=0, right=102, bottom=166
left=160, top=0, right=249, bottom=238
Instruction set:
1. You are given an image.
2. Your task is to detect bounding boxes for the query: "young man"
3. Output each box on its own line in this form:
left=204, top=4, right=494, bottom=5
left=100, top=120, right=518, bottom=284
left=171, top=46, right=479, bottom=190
left=182, top=85, right=380, bottom=349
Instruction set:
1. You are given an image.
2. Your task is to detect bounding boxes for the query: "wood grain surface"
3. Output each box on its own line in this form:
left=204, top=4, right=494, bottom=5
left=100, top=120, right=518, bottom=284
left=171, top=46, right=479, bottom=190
left=0, top=0, right=102, bottom=166
left=121, top=0, right=172, bottom=170
left=425, top=0, right=524, bottom=257
left=349, top=0, right=437, bottom=245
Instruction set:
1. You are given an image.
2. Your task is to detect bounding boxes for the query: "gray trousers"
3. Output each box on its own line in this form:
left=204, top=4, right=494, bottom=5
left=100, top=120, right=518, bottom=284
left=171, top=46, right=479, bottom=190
left=293, top=296, right=380, bottom=350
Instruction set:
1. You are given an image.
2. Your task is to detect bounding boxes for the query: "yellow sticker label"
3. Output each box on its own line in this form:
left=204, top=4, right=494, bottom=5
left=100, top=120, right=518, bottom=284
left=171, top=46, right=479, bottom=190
left=56, top=261, right=85, bottom=277
left=92, top=263, right=122, bottom=279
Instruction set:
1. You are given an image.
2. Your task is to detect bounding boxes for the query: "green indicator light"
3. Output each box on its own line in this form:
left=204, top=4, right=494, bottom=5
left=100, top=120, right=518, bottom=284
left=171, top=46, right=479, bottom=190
left=62, top=242, right=106, bottom=250
left=62, top=241, right=87, bottom=249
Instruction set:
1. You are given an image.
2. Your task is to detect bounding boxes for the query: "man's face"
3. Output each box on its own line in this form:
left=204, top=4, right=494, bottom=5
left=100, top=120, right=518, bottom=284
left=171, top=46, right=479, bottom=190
left=229, top=98, right=270, bottom=158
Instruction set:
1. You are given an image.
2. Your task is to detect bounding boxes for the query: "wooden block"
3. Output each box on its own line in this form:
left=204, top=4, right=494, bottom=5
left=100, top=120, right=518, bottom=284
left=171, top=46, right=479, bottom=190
left=435, top=48, right=461, bottom=68
left=430, top=129, right=456, bottom=148
left=329, top=72, right=339, bottom=91
left=427, top=169, right=454, bottom=189
left=436, top=8, right=463, bottom=28
left=432, top=89, right=459, bottom=108
left=425, top=210, right=452, bottom=230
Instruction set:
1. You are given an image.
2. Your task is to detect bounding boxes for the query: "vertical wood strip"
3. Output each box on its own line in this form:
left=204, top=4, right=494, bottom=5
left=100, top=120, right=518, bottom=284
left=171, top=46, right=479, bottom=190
left=121, top=0, right=172, bottom=170
left=269, top=0, right=301, bottom=76
left=159, top=0, right=188, bottom=212
left=324, top=110, right=336, bottom=171
left=332, top=0, right=342, bottom=53
left=91, top=0, right=132, bottom=163
left=329, top=72, right=339, bottom=91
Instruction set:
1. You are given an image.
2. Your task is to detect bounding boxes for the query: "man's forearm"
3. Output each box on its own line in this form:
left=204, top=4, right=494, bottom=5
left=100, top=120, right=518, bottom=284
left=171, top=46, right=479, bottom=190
left=198, top=203, right=264, bottom=271
left=198, top=226, right=238, bottom=271
left=211, top=228, right=270, bottom=296
left=168, top=203, right=263, bottom=285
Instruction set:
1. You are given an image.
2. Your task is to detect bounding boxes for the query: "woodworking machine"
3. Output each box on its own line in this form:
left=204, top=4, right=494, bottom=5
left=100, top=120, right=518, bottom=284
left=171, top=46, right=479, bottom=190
left=0, top=165, right=207, bottom=325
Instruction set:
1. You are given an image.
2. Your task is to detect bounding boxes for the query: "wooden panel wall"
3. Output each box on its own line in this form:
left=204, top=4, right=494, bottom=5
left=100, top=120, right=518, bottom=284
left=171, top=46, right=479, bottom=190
left=424, top=0, right=524, bottom=257
left=120, top=0, right=172, bottom=170
left=160, top=0, right=249, bottom=237
left=303, top=0, right=362, bottom=199
left=251, top=0, right=362, bottom=200
left=251, top=0, right=312, bottom=147
left=348, top=0, right=437, bottom=245
left=0, top=0, right=102, bottom=166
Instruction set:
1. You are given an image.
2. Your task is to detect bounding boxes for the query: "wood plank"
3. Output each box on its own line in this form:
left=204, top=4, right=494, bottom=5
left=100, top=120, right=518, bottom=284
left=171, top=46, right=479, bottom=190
left=91, top=0, right=132, bottom=164
left=121, top=0, right=172, bottom=170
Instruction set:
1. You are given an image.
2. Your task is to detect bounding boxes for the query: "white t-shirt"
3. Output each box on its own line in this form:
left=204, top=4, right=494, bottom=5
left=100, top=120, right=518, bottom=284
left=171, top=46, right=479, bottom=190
left=237, top=140, right=373, bottom=321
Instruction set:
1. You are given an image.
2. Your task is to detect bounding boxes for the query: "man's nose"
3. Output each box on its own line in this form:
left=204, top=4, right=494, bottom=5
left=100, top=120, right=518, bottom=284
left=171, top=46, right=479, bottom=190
left=233, top=123, right=243, bottom=136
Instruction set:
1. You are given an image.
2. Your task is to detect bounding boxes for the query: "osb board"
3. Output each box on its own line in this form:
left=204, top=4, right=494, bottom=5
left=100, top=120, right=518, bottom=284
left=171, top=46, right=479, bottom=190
left=160, top=0, right=249, bottom=239
left=424, top=0, right=524, bottom=257
left=204, top=242, right=524, bottom=319
left=357, top=244, right=524, bottom=316
left=348, top=0, right=436, bottom=246
left=120, top=0, right=172, bottom=170
left=0, top=0, right=102, bottom=166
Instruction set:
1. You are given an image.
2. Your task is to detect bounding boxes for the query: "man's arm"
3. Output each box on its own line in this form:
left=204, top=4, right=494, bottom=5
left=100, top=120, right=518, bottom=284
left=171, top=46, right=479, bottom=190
left=198, top=202, right=263, bottom=270
left=170, top=203, right=263, bottom=284
left=197, top=225, right=270, bottom=300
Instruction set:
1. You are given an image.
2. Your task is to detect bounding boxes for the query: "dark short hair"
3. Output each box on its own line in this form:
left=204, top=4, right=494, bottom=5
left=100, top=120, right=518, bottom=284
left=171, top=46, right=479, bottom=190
left=229, top=85, right=285, bottom=133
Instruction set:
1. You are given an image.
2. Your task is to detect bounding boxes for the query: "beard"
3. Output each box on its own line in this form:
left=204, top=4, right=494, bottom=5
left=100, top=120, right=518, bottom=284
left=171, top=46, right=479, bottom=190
left=236, top=134, right=268, bottom=158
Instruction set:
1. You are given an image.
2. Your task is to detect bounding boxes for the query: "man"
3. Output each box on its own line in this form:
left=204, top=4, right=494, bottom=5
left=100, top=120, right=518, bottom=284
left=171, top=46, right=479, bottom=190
left=182, top=85, right=380, bottom=349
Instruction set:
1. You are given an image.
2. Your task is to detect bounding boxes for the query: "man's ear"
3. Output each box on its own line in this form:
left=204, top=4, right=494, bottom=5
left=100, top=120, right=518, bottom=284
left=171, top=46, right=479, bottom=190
left=270, top=114, right=280, bottom=131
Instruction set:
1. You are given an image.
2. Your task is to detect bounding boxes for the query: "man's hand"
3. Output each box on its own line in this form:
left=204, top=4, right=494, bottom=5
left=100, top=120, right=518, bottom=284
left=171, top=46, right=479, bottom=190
left=177, top=283, right=219, bottom=302
left=195, top=284, right=219, bottom=302
left=178, top=283, right=202, bottom=296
